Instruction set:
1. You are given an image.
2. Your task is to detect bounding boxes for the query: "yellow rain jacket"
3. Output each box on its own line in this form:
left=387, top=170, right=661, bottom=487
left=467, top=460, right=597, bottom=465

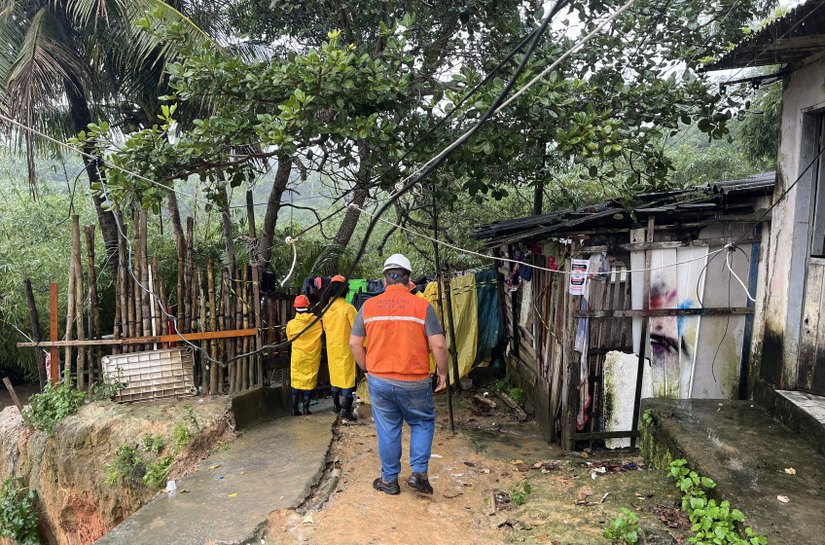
left=286, top=312, right=324, bottom=390
left=324, top=297, right=358, bottom=389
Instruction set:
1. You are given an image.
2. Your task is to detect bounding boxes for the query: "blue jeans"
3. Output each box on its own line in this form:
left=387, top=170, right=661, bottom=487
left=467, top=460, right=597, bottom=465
left=367, top=374, right=435, bottom=482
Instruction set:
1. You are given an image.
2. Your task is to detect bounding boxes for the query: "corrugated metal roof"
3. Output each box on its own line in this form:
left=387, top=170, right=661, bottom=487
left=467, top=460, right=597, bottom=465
left=472, top=172, right=775, bottom=246
left=708, top=0, right=825, bottom=70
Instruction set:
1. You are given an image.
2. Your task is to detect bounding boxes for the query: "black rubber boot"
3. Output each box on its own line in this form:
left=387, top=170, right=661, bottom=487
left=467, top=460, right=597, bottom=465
left=302, top=392, right=312, bottom=415
left=291, top=391, right=301, bottom=416
left=340, top=396, right=357, bottom=422
left=333, top=390, right=341, bottom=414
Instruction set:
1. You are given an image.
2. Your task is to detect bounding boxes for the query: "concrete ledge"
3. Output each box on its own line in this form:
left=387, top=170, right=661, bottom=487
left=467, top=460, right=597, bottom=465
left=229, top=386, right=289, bottom=430
left=773, top=390, right=825, bottom=457
left=641, top=398, right=825, bottom=545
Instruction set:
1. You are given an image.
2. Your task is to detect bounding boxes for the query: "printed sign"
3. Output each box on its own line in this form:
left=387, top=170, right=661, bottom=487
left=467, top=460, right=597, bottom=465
left=569, top=259, right=590, bottom=296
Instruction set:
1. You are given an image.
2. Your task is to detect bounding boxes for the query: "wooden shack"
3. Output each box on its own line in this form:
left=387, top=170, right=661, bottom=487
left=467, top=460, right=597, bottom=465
left=473, top=173, right=774, bottom=449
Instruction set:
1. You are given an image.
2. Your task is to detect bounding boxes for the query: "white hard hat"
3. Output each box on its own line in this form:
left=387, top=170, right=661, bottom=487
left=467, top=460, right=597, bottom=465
left=383, top=253, right=412, bottom=274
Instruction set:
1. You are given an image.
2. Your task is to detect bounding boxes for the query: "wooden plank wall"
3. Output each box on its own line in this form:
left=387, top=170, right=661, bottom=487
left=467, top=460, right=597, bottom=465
left=580, top=262, right=633, bottom=438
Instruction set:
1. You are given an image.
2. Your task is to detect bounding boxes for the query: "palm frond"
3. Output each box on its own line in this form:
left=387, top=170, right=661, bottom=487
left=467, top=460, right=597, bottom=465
left=6, top=6, right=87, bottom=197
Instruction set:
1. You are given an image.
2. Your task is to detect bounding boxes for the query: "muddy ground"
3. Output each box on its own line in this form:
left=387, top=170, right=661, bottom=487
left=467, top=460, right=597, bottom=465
left=264, top=388, right=688, bottom=545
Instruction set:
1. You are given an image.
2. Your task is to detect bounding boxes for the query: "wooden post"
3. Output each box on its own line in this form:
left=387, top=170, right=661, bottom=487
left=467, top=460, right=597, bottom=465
left=218, top=269, right=228, bottom=392
left=442, top=270, right=461, bottom=392
left=23, top=279, right=47, bottom=389
left=177, top=233, right=186, bottom=339
left=630, top=218, right=655, bottom=449
left=198, top=267, right=208, bottom=393
left=140, top=209, right=152, bottom=343
left=207, top=259, right=218, bottom=394
left=84, top=225, right=100, bottom=380
left=247, top=191, right=264, bottom=388
left=49, top=283, right=59, bottom=383
left=2, top=378, right=23, bottom=412
left=236, top=271, right=247, bottom=390
left=64, top=216, right=77, bottom=380
left=561, top=255, right=577, bottom=451
left=132, top=209, right=143, bottom=340
left=71, top=216, right=86, bottom=390
left=223, top=271, right=236, bottom=393
left=242, top=266, right=252, bottom=388
left=185, top=217, right=195, bottom=334
left=431, top=186, right=455, bottom=432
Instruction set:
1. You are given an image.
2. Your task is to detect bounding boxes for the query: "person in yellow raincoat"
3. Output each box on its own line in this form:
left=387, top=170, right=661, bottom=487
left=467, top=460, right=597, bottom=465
left=286, top=294, right=324, bottom=416
left=320, top=275, right=359, bottom=421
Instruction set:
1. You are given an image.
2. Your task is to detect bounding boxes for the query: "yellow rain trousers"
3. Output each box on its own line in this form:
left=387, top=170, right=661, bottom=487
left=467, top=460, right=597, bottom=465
left=286, top=312, right=324, bottom=390
left=324, top=297, right=358, bottom=389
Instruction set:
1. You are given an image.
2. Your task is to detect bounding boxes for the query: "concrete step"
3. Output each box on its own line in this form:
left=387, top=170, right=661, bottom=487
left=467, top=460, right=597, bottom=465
left=641, top=398, right=825, bottom=545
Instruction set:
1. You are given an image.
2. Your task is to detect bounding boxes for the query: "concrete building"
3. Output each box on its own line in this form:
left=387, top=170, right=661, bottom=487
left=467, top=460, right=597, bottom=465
left=711, top=0, right=825, bottom=444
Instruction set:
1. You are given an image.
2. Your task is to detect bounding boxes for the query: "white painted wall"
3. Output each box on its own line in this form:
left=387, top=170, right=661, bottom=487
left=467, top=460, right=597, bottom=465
left=756, top=51, right=825, bottom=388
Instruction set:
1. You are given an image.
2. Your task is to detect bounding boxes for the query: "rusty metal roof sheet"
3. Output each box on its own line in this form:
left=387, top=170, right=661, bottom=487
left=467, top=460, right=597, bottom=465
left=708, top=0, right=825, bottom=70
left=472, top=172, right=775, bottom=246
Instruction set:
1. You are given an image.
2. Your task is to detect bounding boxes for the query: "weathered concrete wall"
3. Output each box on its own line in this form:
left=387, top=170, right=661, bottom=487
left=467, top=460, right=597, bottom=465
left=754, top=51, right=825, bottom=393
left=0, top=399, right=232, bottom=545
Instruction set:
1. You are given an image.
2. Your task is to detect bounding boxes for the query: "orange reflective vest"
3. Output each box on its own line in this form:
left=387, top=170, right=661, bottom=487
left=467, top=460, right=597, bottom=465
left=362, top=284, right=432, bottom=381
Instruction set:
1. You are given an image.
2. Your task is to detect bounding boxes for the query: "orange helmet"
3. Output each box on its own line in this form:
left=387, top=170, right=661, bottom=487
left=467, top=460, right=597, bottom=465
left=331, top=274, right=346, bottom=283
left=293, top=295, right=310, bottom=309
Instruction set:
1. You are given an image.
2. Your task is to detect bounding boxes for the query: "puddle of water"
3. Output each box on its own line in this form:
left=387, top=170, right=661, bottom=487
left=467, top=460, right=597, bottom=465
left=460, top=424, right=563, bottom=461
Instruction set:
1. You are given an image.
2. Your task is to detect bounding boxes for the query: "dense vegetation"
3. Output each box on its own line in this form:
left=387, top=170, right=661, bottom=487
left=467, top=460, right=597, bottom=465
left=0, top=0, right=781, bottom=380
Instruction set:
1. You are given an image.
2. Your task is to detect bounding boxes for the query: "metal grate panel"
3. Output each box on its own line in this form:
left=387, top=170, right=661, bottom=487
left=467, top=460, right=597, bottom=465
left=101, top=348, right=197, bottom=403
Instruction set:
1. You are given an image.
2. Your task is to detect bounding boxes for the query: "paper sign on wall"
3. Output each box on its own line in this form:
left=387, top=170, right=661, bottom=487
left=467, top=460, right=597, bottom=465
left=569, top=259, right=590, bottom=295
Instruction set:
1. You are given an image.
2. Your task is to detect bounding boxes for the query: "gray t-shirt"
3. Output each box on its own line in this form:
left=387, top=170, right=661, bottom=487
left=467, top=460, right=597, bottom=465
left=351, top=303, right=444, bottom=337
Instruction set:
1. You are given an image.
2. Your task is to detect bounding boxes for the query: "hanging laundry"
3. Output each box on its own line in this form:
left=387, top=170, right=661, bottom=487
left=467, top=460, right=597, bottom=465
left=446, top=273, right=479, bottom=382
left=346, top=279, right=367, bottom=304
left=474, top=269, right=503, bottom=365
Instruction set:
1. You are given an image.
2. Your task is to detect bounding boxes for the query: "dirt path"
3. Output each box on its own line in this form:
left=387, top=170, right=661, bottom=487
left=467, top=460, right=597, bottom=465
left=264, top=391, right=684, bottom=545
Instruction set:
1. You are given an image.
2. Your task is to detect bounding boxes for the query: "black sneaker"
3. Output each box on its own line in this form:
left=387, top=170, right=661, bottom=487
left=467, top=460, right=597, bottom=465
left=406, top=472, right=433, bottom=494
left=372, top=477, right=400, bottom=495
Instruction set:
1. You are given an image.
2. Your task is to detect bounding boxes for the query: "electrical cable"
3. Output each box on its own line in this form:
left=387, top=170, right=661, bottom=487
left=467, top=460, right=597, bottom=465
left=725, top=246, right=755, bottom=302
left=399, top=0, right=635, bottom=187
left=347, top=202, right=729, bottom=276
left=226, top=0, right=577, bottom=363
left=0, top=112, right=203, bottom=204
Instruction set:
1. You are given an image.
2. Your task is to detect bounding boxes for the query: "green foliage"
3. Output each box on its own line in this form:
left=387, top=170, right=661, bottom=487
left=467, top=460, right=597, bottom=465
left=642, top=409, right=654, bottom=427
left=21, top=380, right=86, bottom=434
left=105, top=444, right=143, bottom=486
left=668, top=459, right=768, bottom=545
left=143, top=455, right=175, bottom=490
left=89, top=372, right=128, bottom=402
left=506, top=387, right=525, bottom=407
left=737, top=83, right=781, bottom=167
left=171, top=423, right=193, bottom=452
left=184, top=405, right=200, bottom=432
left=604, top=507, right=640, bottom=545
left=106, top=421, right=189, bottom=490
left=0, top=478, right=39, bottom=545
left=508, top=480, right=532, bottom=507
left=142, top=434, right=166, bottom=455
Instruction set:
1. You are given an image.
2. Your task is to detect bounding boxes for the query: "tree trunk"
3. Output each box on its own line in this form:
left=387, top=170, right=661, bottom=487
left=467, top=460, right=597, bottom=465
left=258, top=154, right=292, bottom=276
left=23, top=279, right=47, bottom=390
left=65, top=78, right=120, bottom=272
left=315, top=144, right=371, bottom=274
left=220, top=187, right=237, bottom=281
left=166, top=191, right=185, bottom=244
